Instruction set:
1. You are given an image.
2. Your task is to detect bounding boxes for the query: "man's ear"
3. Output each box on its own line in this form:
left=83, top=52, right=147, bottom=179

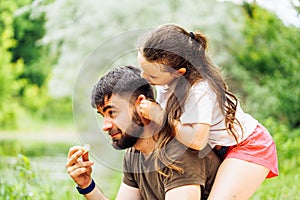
left=136, top=94, right=146, bottom=105
left=135, top=95, right=146, bottom=114
left=177, top=68, right=186, bottom=75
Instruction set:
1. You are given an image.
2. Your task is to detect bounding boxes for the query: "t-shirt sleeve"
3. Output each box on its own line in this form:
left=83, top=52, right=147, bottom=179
left=180, top=82, right=215, bottom=125
left=122, top=150, right=138, bottom=188
left=122, top=172, right=138, bottom=188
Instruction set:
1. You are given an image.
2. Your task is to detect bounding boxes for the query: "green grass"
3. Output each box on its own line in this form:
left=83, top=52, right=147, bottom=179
left=0, top=155, right=84, bottom=200
left=250, top=120, right=300, bottom=199
left=251, top=172, right=300, bottom=200
left=0, top=154, right=121, bottom=200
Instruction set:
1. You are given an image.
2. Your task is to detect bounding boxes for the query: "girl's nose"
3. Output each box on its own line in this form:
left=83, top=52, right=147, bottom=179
left=140, top=71, right=147, bottom=79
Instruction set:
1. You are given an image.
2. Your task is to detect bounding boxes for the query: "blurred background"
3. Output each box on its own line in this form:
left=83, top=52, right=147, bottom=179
left=0, top=0, right=299, bottom=199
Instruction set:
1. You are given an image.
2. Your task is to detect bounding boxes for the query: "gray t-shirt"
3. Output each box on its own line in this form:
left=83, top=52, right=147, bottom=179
left=122, top=139, right=221, bottom=200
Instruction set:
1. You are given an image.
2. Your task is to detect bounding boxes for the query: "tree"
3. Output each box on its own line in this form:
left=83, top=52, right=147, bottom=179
left=38, top=0, right=244, bottom=97
left=10, top=1, right=48, bottom=88
left=227, top=3, right=300, bottom=128
left=9, top=0, right=59, bottom=117
left=0, top=1, right=25, bottom=128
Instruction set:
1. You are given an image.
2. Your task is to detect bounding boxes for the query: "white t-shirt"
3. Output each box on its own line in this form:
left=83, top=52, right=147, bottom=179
left=156, top=80, right=258, bottom=147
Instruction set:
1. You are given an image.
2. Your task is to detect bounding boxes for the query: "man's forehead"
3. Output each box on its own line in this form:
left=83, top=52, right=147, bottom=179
left=97, top=94, right=130, bottom=113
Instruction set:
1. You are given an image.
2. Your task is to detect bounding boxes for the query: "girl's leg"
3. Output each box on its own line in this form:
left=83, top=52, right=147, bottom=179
left=208, top=158, right=269, bottom=200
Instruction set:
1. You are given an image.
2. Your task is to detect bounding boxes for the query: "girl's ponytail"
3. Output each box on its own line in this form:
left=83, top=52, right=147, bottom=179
left=192, top=31, right=208, bottom=50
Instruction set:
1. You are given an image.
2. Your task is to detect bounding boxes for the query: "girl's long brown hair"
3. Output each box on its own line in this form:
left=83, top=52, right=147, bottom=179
left=140, top=24, right=242, bottom=176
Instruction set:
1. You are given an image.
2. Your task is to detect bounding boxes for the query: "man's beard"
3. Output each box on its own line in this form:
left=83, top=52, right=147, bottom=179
left=111, top=110, right=144, bottom=150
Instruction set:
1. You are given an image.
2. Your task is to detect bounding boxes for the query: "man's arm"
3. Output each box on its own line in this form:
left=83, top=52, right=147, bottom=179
left=115, top=183, right=142, bottom=200
left=83, top=186, right=108, bottom=200
left=165, top=185, right=200, bottom=200
left=83, top=182, right=141, bottom=200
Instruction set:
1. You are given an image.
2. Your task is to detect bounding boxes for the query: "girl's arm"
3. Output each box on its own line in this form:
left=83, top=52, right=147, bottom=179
left=175, top=121, right=210, bottom=150
left=139, top=99, right=210, bottom=150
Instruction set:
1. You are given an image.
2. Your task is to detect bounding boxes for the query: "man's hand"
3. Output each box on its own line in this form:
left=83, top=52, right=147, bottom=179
left=139, top=99, right=165, bottom=126
left=66, top=146, right=94, bottom=189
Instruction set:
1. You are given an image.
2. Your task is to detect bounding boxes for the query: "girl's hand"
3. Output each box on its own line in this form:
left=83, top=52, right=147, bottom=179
left=66, top=146, right=94, bottom=189
left=174, top=119, right=181, bottom=135
left=139, top=99, right=165, bottom=126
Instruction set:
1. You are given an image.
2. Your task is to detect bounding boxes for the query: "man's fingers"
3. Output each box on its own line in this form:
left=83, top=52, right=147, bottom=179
left=139, top=100, right=151, bottom=117
left=69, top=166, right=88, bottom=178
left=66, top=149, right=83, bottom=167
left=68, top=146, right=83, bottom=158
left=67, top=161, right=94, bottom=175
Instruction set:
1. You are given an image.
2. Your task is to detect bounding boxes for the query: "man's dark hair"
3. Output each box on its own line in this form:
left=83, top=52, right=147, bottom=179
left=91, top=66, right=154, bottom=108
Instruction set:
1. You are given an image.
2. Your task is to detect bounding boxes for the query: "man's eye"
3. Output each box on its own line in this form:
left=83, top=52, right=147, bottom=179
left=109, top=111, right=116, bottom=117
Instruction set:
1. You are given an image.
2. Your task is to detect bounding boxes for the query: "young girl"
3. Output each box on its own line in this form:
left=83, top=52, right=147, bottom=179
left=137, top=24, right=278, bottom=199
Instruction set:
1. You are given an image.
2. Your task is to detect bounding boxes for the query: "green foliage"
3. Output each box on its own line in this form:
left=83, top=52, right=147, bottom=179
left=292, top=0, right=300, bottom=14
left=39, top=96, right=73, bottom=120
left=21, top=84, right=48, bottom=113
left=0, top=0, right=26, bottom=129
left=0, top=139, right=23, bottom=156
left=0, top=0, right=71, bottom=129
left=23, top=142, right=72, bottom=157
left=0, top=154, right=83, bottom=200
left=263, top=118, right=300, bottom=173
left=227, top=3, right=300, bottom=128
left=19, top=86, right=72, bottom=124
left=251, top=118, right=300, bottom=199
left=0, top=139, right=74, bottom=157
left=10, top=1, right=51, bottom=88
left=10, top=0, right=56, bottom=117
left=11, top=8, right=45, bottom=65
left=0, top=1, right=299, bottom=198
left=95, top=170, right=123, bottom=199
left=251, top=173, right=300, bottom=200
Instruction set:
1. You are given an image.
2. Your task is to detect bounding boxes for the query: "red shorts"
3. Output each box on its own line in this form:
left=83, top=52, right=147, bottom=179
left=225, top=124, right=279, bottom=178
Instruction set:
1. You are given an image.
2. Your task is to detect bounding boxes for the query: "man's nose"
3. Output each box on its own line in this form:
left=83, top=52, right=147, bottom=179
left=102, top=118, right=113, bottom=131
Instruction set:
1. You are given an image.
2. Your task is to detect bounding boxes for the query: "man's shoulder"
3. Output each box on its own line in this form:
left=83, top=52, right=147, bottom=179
left=163, top=139, right=221, bottom=170
left=164, top=139, right=205, bottom=158
left=162, top=140, right=221, bottom=195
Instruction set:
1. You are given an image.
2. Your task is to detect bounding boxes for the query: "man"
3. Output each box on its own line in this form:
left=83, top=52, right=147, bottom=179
left=66, top=66, right=221, bottom=200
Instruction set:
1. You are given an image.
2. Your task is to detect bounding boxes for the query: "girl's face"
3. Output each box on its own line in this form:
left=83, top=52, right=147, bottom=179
left=138, top=52, right=178, bottom=86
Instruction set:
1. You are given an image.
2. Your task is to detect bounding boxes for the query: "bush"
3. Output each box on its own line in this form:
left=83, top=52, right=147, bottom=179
left=0, top=154, right=83, bottom=200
